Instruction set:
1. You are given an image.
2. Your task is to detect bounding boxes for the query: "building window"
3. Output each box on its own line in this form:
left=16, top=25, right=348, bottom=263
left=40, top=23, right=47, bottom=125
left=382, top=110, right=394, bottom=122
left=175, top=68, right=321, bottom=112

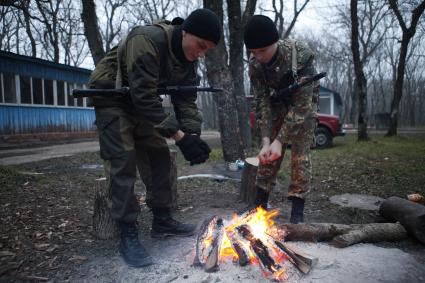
left=3, top=72, right=16, bottom=103
left=44, top=79, right=54, bottom=105
left=76, top=84, right=84, bottom=107
left=319, top=96, right=330, bottom=115
left=33, top=77, right=43, bottom=104
left=57, top=80, right=65, bottom=106
left=67, top=82, right=75, bottom=107
left=20, top=75, right=32, bottom=104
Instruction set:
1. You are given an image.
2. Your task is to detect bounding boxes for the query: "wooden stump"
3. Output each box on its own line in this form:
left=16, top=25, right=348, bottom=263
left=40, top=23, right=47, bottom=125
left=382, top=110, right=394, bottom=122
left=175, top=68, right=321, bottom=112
left=92, top=150, right=178, bottom=239
left=92, top=178, right=119, bottom=240
left=379, top=196, right=425, bottom=244
left=239, top=157, right=259, bottom=204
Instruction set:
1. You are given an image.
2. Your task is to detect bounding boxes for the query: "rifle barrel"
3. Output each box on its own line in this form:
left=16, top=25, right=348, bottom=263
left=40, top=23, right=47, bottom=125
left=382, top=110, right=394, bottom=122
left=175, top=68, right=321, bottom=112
left=71, top=86, right=223, bottom=98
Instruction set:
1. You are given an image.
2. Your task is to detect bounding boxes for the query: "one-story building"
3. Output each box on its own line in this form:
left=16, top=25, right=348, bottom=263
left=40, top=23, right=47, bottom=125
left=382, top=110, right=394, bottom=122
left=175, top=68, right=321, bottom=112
left=0, top=50, right=94, bottom=139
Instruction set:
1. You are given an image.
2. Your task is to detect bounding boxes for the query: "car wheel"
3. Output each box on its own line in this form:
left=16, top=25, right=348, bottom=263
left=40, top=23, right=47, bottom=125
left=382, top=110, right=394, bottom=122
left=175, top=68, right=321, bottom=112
left=315, top=127, right=333, bottom=149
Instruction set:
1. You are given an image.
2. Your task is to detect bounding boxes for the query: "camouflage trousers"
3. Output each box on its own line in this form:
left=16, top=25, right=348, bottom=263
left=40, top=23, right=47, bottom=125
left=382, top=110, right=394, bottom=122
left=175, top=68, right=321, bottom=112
left=255, top=110, right=316, bottom=199
left=95, top=107, right=172, bottom=223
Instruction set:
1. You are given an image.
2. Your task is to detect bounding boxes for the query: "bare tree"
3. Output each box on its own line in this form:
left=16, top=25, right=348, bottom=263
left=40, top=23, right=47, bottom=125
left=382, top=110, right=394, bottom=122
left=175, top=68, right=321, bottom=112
left=0, top=6, right=17, bottom=51
left=350, top=0, right=369, bottom=140
left=261, top=0, right=310, bottom=39
left=385, top=0, right=425, bottom=136
left=81, top=0, right=105, bottom=66
left=100, top=0, right=128, bottom=52
left=203, top=0, right=244, bottom=161
left=226, top=0, right=256, bottom=150
left=33, top=0, right=61, bottom=62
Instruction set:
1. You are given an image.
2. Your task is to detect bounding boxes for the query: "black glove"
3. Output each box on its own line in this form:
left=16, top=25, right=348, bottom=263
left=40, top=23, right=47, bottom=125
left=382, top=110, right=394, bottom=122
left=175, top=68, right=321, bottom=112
left=176, top=134, right=211, bottom=166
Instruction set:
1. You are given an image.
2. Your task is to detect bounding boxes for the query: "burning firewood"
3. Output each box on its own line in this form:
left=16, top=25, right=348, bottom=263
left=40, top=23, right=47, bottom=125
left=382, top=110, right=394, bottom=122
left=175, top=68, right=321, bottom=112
left=194, top=207, right=319, bottom=281
left=193, top=215, right=224, bottom=272
left=194, top=215, right=218, bottom=267
left=236, top=225, right=282, bottom=275
left=224, top=228, right=250, bottom=266
left=204, top=218, right=224, bottom=272
left=272, top=239, right=317, bottom=274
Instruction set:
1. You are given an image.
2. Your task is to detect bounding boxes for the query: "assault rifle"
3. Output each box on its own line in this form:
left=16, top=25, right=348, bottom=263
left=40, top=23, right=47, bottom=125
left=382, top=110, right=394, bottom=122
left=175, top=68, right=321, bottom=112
left=72, top=85, right=223, bottom=98
left=271, top=72, right=327, bottom=101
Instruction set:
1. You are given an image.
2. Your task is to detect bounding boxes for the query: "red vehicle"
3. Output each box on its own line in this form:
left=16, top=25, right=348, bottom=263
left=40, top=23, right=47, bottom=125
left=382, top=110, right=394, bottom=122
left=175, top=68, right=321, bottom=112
left=315, top=113, right=345, bottom=148
left=249, top=112, right=345, bottom=149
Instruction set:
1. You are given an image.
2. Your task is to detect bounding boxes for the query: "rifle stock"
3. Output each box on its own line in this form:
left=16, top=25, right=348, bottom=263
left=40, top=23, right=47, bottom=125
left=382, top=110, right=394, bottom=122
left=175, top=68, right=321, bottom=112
left=272, top=72, right=327, bottom=100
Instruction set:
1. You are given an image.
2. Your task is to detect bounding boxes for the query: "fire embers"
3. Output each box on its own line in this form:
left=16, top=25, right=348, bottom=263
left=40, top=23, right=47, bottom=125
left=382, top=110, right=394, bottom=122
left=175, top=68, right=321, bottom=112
left=194, top=207, right=316, bottom=281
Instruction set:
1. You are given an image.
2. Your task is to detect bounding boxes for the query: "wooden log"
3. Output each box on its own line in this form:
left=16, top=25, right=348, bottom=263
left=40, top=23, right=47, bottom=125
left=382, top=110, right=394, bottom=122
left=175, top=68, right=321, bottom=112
left=224, top=228, right=250, bottom=266
left=273, top=240, right=317, bottom=274
left=330, top=223, right=407, bottom=248
left=205, top=218, right=224, bottom=272
left=194, top=215, right=218, bottom=267
left=239, top=157, right=259, bottom=204
left=379, top=196, right=425, bottom=244
left=237, top=225, right=281, bottom=273
left=272, top=222, right=408, bottom=247
left=92, top=178, right=119, bottom=240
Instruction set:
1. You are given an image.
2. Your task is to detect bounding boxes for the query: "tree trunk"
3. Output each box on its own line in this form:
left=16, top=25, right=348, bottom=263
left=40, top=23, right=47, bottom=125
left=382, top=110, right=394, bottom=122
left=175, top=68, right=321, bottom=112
left=379, top=196, right=425, bottom=244
left=386, top=0, right=425, bottom=136
left=203, top=0, right=243, bottom=162
left=81, top=0, right=105, bottom=66
left=350, top=0, right=369, bottom=141
left=227, top=0, right=253, bottom=151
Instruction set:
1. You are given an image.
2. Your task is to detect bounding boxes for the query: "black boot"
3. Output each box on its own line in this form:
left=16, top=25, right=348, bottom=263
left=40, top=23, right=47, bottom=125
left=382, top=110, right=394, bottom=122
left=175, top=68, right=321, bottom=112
left=151, top=208, right=196, bottom=238
left=289, top=197, right=305, bottom=224
left=254, top=188, right=270, bottom=210
left=119, top=222, right=153, bottom=267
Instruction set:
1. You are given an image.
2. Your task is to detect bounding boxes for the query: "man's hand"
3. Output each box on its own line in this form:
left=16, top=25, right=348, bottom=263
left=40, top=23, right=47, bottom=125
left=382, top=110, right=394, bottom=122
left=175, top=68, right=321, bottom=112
left=258, top=137, right=271, bottom=164
left=258, top=137, right=282, bottom=164
left=175, top=134, right=211, bottom=166
left=269, top=139, right=282, bottom=162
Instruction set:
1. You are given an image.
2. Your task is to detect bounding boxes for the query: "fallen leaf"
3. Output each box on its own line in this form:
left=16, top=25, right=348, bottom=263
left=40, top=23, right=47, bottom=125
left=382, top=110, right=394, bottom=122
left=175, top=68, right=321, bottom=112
left=46, top=244, right=59, bottom=253
left=69, top=255, right=88, bottom=262
left=0, top=251, right=16, bottom=257
left=34, top=243, right=50, bottom=251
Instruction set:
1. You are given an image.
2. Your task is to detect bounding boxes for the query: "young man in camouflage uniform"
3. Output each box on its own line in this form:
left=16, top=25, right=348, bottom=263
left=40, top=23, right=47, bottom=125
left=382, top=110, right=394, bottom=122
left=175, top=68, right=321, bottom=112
left=88, top=9, right=221, bottom=267
left=244, top=15, right=318, bottom=224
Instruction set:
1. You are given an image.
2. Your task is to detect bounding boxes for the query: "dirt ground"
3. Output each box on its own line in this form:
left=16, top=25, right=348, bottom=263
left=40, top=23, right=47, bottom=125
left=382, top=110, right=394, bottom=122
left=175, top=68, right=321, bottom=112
left=1, top=134, right=425, bottom=282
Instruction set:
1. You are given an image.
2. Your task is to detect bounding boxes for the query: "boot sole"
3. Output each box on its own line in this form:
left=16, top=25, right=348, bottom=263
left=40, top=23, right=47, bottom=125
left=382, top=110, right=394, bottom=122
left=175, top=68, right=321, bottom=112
left=119, top=246, right=154, bottom=267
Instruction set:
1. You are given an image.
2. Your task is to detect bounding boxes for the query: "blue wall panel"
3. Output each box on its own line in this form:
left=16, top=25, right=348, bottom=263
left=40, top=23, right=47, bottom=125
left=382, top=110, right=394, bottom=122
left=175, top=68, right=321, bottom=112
left=0, top=105, right=96, bottom=135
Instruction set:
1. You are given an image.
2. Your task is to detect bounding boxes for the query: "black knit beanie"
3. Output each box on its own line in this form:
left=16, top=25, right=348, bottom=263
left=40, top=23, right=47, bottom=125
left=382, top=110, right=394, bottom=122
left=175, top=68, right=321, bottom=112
left=244, top=15, right=279, bottom=49
left=182, top=9, right=221, bottom=44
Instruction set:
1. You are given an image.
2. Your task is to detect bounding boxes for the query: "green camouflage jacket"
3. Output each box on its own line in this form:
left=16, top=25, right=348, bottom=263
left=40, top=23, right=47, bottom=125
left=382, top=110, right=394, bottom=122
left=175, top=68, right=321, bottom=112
left=88, top=22, right=202, bottom=135
left=249, top=39, right=318, bottom=142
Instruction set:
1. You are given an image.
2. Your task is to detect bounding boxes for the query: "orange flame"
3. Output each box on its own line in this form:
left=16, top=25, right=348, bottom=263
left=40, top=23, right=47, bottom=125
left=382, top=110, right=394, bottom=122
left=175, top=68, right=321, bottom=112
left=201, top=206, right=289, bottom=281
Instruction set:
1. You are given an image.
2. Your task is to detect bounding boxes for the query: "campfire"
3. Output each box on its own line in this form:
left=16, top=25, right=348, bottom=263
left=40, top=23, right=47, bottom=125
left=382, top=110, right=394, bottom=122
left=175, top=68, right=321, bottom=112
left=194, top=207, right=317, bottom=281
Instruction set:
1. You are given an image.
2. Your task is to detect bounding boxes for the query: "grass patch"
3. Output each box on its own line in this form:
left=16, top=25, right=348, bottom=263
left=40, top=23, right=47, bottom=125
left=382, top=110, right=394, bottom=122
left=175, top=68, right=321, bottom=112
left=310, top=134, right=425, bottom=198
